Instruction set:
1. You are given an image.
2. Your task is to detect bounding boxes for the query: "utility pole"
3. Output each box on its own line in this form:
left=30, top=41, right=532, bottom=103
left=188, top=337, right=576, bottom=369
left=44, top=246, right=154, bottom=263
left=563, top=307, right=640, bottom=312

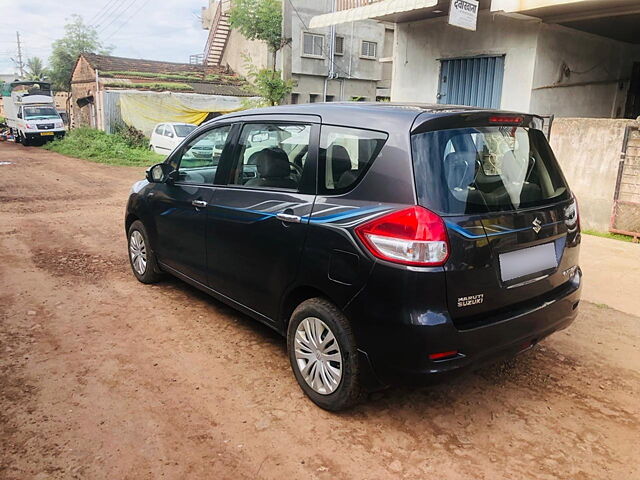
left=16, top=31, right=25, bottom=78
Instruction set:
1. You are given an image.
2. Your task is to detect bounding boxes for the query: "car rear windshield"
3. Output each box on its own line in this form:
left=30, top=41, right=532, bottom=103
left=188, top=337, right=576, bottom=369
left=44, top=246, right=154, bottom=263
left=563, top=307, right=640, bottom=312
left=174, top=124, right=197, bottom=137
left=411, top=126, right=570, bottom=215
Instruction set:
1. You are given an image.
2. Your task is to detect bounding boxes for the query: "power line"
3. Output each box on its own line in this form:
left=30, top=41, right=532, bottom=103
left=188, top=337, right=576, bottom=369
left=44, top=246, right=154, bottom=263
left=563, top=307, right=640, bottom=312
left=88, top=0, right=117, bottom=26
left=104, top=0, right=154, bottom=42
left=92, top=0, right=128, bottom=28
left=98, top=0, right=140, bottom=36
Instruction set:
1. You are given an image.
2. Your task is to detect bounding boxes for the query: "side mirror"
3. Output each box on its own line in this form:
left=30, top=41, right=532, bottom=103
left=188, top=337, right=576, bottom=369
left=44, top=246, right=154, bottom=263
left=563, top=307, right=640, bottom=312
left=17, top=111, right=22, bottom=119
left=167, top=132, right=174, bottom=138
left=146, top=163, right=168, bottom=183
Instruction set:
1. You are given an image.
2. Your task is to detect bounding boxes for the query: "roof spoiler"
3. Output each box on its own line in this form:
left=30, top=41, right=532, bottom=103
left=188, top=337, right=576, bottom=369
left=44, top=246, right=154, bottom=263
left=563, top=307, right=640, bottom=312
left=411, top=111, right=543, bottom=135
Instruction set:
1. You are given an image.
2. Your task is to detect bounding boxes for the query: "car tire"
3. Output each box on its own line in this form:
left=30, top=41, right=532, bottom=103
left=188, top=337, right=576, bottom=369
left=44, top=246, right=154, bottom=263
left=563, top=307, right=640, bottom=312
left=127, top=220, right=162, bottom=284
left=287, top=298, right=362, bottom=411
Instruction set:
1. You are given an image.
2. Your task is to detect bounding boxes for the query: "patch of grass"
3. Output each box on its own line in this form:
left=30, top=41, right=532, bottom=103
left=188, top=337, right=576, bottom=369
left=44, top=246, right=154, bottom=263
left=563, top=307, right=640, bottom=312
left=582, top=229, right=637, bottom=243
left=102, top=80, right=194, bottom=92
left=42, top=127, right=164, bottom=167
left=99, top=70, right=243, bottom=86
left=100, top=70, right=203, bottom=82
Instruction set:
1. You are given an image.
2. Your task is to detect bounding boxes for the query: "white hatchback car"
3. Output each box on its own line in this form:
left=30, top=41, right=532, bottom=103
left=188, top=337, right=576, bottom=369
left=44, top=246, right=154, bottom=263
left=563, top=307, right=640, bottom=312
left=149, top=122, right=198, bottom=155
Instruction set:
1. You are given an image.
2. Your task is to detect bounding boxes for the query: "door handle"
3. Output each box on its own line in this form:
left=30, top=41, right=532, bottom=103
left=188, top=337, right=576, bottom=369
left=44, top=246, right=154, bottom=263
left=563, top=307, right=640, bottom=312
left=192, top=200, right=208, bottom=208
left=276, top=212, right=302, bottom=223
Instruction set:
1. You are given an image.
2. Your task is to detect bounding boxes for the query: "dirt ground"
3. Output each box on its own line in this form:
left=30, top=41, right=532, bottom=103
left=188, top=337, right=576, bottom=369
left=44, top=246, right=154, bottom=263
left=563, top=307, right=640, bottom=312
left=1, top=141, right=639, bottom=480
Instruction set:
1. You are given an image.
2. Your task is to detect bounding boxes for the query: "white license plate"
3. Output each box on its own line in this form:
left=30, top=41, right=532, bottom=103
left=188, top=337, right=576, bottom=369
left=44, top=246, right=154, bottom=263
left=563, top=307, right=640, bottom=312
left=499, top=243, right=557, bottom=282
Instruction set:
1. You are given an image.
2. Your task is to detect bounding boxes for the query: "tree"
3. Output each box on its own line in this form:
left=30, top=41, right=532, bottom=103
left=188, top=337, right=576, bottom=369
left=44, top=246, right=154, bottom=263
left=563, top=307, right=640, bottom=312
left=25, top=57, right=49, bottom=81
left=228, top=0, right=286, bottom=70
left=49, top=15, right=110, bottom=91
left=230, top=1, right=293, bottom=105
left=244, top=58, right=294, bottom=106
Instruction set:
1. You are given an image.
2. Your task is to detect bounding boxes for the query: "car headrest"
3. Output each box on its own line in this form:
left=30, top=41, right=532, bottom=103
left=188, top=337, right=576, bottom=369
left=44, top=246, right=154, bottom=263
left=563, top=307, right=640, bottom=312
left=444, top=152, right=478, bottom=191
left=255, top=147, right=290, bottom=178
left=329, top=144, right=352, bottom=175
left=247, top=151, right=261, bottom=165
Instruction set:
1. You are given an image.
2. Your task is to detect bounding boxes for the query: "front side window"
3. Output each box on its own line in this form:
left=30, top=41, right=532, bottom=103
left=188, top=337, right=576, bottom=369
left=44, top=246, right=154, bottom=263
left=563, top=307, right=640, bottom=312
left=303, top=33, right=324, bottom=57
left=23, top=106, right=59, bottom=120
left=173, top=125, right=232, bottom=184
left=164, top=125, right=175, bottom=137
left=229, top=123, right=312, bottom=191
left=320, top=126, right=387, bottom=193
left=361, top=40, right=377, bottom=58
left=411, top=126, right=571, bottom=214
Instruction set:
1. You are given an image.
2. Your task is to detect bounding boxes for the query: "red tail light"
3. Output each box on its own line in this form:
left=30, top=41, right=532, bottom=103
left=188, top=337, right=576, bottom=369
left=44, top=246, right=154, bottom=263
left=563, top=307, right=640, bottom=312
left=354, top=206, right=450, bottom=266
left=488, top=116, right=523, bottom=124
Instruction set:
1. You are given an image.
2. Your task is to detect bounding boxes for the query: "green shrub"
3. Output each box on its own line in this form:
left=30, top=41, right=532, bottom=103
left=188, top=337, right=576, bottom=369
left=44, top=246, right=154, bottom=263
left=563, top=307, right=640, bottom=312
left=42, top=127, right=164, bottom=166
left=112, top=123, right=148, bottom=149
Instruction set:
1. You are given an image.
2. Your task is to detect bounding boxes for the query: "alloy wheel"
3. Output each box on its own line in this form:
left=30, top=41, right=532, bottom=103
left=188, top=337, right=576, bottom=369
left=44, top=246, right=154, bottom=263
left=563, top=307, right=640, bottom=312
left=129, top=230, right=147, bottom=275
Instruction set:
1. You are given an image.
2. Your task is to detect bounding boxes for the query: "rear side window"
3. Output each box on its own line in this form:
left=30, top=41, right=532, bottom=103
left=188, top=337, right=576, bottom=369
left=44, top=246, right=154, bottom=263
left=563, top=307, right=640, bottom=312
left=228, top=123, right=312, bottom=191
left=411, top=127, right=570, bottom=215
left=319, top=126, right=387, bottom=194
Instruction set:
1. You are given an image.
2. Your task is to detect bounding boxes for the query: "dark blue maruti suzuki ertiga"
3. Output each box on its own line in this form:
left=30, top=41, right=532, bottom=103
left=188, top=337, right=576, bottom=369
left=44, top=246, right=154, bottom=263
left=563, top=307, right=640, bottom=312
left=125, top=103, right=581, bottom=410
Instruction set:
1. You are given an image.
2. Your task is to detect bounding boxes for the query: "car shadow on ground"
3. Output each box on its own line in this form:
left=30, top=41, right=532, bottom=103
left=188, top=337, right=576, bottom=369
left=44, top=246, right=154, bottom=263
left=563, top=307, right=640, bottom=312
left=155, top=274, right=582, bottom=416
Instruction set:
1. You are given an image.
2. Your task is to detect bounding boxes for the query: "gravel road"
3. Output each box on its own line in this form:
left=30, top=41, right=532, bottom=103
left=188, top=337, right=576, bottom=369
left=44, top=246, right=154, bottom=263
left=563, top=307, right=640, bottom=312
left=1, top=142, right=639, bottom=480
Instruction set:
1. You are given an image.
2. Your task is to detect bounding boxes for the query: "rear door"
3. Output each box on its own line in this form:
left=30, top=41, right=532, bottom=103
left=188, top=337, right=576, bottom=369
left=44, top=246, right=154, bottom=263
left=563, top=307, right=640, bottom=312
left=205, top=115, right=320, bottom=322
left=411, top=115, right=580, bottom=326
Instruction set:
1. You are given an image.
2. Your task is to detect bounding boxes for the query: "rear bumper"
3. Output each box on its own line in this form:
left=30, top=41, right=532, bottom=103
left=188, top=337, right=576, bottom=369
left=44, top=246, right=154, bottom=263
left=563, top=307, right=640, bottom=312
left=347, top=267, right=582, bottom=388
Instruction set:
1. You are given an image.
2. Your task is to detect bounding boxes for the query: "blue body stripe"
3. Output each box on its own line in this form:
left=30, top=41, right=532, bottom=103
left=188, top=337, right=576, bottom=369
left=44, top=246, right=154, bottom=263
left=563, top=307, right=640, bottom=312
left=447, top=220, right=563, bottom=239
left=304, top=206, right=389, bottom=224
left=208, top=204, right=388, bottom=225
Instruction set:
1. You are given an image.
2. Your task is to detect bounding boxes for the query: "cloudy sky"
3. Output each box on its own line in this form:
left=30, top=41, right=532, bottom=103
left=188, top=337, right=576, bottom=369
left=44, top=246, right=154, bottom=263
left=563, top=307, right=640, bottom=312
left=0, top=0, right=210, bottom=74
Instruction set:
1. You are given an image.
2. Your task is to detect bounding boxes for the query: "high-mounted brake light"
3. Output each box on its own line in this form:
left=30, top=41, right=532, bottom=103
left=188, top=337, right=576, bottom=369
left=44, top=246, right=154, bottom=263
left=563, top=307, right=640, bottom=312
left=354, top=206, right=450, bottom=266
left=488, top=116, right=523, bottom=124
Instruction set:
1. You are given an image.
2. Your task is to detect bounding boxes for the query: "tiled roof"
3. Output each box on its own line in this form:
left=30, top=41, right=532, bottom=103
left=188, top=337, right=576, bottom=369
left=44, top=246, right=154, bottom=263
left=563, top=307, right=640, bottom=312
left=83, top=53, right=211, bottom=75
left=80, top=53, right=253, bottom=96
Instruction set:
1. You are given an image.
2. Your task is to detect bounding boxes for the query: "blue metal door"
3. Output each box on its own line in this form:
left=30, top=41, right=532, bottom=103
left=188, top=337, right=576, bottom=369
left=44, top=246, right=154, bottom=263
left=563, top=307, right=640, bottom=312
left=437, top=56, right=505, bottom=109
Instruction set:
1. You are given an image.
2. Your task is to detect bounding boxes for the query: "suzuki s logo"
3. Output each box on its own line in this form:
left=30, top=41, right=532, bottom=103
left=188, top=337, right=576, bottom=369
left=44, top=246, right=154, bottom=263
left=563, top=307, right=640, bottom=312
left=532, top=218, right=542, bottom=234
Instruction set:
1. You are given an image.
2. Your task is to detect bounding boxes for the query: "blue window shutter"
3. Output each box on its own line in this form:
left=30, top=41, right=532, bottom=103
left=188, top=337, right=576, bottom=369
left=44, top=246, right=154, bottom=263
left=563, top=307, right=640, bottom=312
left=438, top=55, right=505, bottom=109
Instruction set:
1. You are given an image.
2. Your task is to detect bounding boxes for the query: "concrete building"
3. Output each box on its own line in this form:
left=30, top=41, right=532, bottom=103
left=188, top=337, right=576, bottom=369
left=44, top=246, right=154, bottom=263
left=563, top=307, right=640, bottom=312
left=69, top=53, right=252, bottom=135
left=311, top=0, right=640, bottom=118
left=202, top=0, right=392, bottom=103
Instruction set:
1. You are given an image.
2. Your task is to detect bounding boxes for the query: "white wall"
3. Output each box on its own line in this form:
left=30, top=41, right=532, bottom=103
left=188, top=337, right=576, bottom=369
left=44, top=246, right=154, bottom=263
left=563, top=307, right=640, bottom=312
left=221, top=29, right=270, bottom=78
left=392, top=12, right=541, bottom=111
left=530, top=24, right=640, bottom=118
